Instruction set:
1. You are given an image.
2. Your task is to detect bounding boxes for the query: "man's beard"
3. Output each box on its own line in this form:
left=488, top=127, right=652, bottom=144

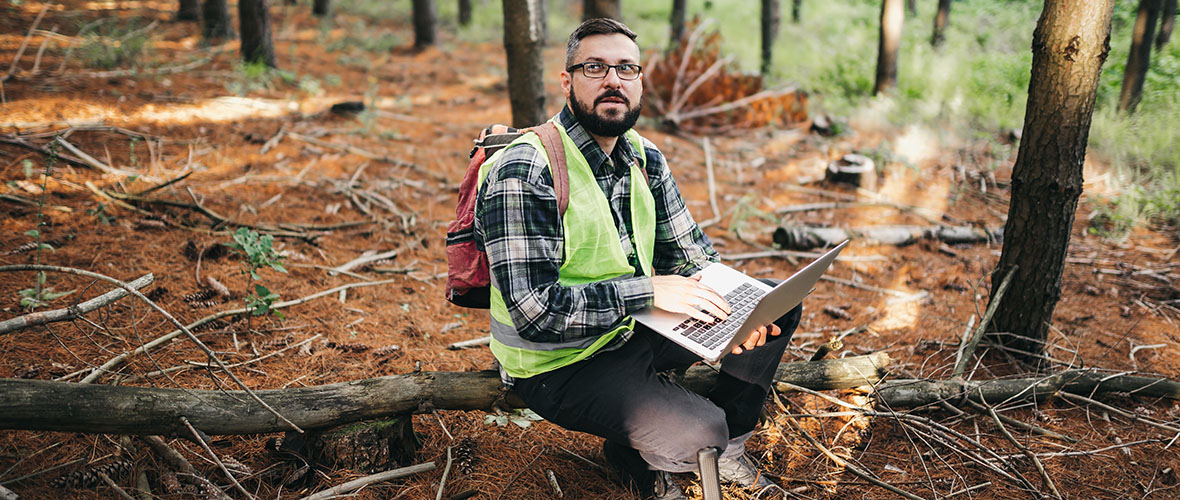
left=569, top=86, right=642, bottom=138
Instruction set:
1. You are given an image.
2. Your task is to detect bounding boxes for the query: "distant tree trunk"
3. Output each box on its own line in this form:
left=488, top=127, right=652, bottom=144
left=670, top=0, right=687, bottom=46
left=1157, top=0, right=1176, bottom=50
left=874, top=0, right=904, bottom=95
left=988, top=0, right=1115, bottom=357
left=1118, top=0, right=1163, bottom=113
left=313, top=0, right=330, bottom=17
left=201, top=0, right=234, bottom=41
left=459, top=0, right=473, bottom=26
left=503, top=0, right=547, bottom=128
left=761, top=0, right=780, bottom=76
left=177, top=0, right=200, bottom=21
left=584, top=0, right=621, bottom=20
left=792, top=0, right=802, bottom=23
left=413, top=0, right=438, bottom=48
left=932, top=0, right=951, bottom=47
left=906, top=0, right=917, bottom=16
left=239, top=0, right=276, bottom=67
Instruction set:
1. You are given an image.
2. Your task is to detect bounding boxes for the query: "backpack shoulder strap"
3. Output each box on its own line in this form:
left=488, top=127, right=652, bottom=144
left=531, top=122, right=570, bottom=217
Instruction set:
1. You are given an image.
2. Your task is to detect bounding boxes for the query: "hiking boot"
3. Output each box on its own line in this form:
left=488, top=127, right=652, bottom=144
left=603, top=441, right=688, bottom=500
left=717, top=454, right=778, bottom=491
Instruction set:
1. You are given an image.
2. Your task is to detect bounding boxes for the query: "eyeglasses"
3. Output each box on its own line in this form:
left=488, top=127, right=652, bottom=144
left=566, top=62, right=643, bottom=81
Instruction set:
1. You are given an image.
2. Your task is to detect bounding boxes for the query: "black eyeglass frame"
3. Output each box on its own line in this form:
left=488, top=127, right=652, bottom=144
left=566, top=62, right=643, bottom=81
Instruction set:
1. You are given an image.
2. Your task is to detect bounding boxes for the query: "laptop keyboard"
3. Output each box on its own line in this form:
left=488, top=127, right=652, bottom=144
left=671, top=283, right=766, bottom=350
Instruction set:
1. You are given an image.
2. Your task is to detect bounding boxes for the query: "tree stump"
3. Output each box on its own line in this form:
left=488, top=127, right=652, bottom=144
left=824, top=153, right=877, bottom=190
left=308, top=418, right=416, bottom=473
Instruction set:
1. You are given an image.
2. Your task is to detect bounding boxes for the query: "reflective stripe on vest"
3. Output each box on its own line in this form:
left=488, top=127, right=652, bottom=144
left=477, top=120, right=656, bottom=379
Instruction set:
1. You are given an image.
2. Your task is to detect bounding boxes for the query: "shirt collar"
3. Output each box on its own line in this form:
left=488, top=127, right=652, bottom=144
left=558, top=105, right=639, bottom=176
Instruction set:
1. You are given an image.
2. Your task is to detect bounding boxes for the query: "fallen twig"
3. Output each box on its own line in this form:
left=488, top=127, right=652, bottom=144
left=544, top=469, right=563, bottom=498
left=297, top=462, right=437, bottom=500
left=54, top=137, right=145, bottom=178
left=0, top=485, right=19, bottom=500
left=0, top=274, right=153, bottom=335
left=697, top=137, right=722, bottom=229
left=285, top=131, right=440, bottom=181
left=773, top=394, right=929, bottom=500
left=447, top=336, right=490, bottom=350
left=0, top=264, right=303, bottom=433
left=331, top=249, right=401, bottom=276
left=984, top=402, right=1063, bottom=500
left=721, top=249, right=886, bottom=263
left=76, top=279, right=397, bottom=384
left=953, top=266, right=1017, bottom=378
left=181, top=417, right=255, bottom=500
left=436, top=447, right=453, bottom=500
left=2, top=2, right=50, bottom=82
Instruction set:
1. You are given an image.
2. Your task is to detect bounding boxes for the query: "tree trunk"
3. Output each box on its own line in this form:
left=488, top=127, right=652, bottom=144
left=584, top=0, right=621, bottom=21
left=761, top=0, right=780, bottom=76
left=906, top=0, right=917, bottom=16
left=313, top=0, right=330, bottom=17
left=503, top=0, right=548, bottom=128
left=931, top=0, right=951, bottom=47
left=239, top=0, right=277, bottom=67
left=177, top=0, right=201, bottom=21
left=1118, top=0, right=1162, bottom=113
left=0, top=354, right=890, bottom=435
left=670, top=0, right=687, bottom=47
left=1158, top=0, right=1176, bottom=49
left=989, top=0, right=1115, bottom=356
left=412, top=0, right=438, bottom=48
left=459, top=0, right=473, bottom=26
left=874, top=0, right=904, bottom=95
left=201, top=0, right=235, bottom=41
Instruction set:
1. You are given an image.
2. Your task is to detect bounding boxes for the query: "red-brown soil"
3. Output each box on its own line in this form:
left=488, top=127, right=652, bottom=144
left=2, top=2, right=1178, bottom=499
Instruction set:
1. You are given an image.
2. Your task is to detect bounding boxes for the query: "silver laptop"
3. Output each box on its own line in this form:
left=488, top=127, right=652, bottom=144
left=632, top=240, right=849, bottom=362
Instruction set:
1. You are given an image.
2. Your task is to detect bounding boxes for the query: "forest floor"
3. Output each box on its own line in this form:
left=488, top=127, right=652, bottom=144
left=2, top=2, right=1179, bottom=499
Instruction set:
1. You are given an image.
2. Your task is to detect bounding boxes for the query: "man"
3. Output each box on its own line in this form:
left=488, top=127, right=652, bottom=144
left=474, top=18, right=800, bottom=499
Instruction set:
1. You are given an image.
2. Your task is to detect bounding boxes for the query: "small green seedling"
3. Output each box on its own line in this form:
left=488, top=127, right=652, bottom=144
left=226, top=227, right=287, bottom=318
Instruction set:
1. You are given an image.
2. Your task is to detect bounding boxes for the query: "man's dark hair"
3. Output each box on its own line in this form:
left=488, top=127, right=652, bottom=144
left=565, top=18, right=638, bottom=69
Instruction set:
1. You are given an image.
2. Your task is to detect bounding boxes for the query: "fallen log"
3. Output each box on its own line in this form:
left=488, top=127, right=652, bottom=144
left=0, top=274, right=153, bottom=335
left=876, top=370, right=1180, bottom=409
left=0, top=353, right=891, bottom=436
left=773, top=224, right=1002, bottom=250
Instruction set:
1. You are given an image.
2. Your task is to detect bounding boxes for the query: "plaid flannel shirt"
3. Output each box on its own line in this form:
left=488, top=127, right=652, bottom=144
left=474, top=106, right=719, bottom=345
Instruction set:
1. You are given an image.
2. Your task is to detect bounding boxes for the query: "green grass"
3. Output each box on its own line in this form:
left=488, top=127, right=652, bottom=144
left=76, top=17, right=153, bottom=70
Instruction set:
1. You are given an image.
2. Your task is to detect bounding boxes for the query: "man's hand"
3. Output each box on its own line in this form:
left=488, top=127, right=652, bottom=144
left=731, top=322, right=781, bottom=355
left=650, top=274, right=730, bottom=323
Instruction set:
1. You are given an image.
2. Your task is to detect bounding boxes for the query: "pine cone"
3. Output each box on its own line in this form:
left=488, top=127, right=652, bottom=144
left=328, top=342, right=371, bottom=353
left=454, top=437, right=477, bottom=475
left=52, top=460, right=132, bottom=489
left=183, top=289, right=219, bottom=308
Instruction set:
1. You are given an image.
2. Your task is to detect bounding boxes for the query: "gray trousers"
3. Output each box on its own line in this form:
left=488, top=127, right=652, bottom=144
left=512, top=301, right=801, bottom=476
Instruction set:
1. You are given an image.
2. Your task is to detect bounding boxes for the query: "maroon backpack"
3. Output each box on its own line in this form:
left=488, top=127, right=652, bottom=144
left=445, top=122, right=570, bottom=309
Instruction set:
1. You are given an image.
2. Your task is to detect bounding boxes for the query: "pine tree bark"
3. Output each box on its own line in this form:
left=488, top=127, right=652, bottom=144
left=503, top=0, right=547, bottom=128
left=874, top=0, right=904, bottom=95
left=177, top=0, right=200, bottom=21
left=1156, top=0, right=1176, bottom=50
left=459, top=0, right=473, bottom=26
left=761, top=0, right=781, bottom=76
left=584, top=0, right=622, bottom=21
left=932, top=0, right=951, bottom=47
left=989, top=0, right=1115, bottom=356
left=412, top=0, right=438, bottom=48
left=1118, top=0, right=1162, bottom=113
left=239, top=0, right=277, bottom=67
left=670, top=0, right=687, bottom=47
left=792, top=0, right=802, bottom=23
left=201, top=0, right=235, bottom=41
left=313, top=0, right=330, bottom=17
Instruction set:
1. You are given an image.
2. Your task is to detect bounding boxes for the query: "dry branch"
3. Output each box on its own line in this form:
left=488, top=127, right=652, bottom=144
left=0, top=353, right=891, bottom=435
left=298, top=462, right=437, bottom=500
left=0, top=274, right=153, bottom=335
left=876, top=370, right=1180, bottom=409
left=773, top=224, right=1000, bottom=250
left=1, top=2, right=49, bottom=82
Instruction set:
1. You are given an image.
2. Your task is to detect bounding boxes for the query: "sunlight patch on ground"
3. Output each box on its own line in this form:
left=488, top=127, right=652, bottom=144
left=870, top=275, right=924, bottom=332
left=893, top=126, right=940, bottom=166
